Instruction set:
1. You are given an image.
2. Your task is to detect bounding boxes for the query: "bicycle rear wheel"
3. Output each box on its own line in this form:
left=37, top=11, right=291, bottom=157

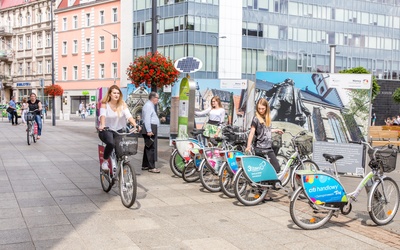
left=234, top=169, right=267, bottom=206
left=100, top=166, right=113, bottom=192
left=199, top=162, right=221, bottom=192
left=219, top=163, right=235, bottom=198
left=276, top=154, right=290, bottom=187
left=120, top=161, right=137, bottom=208
left=290, top=187, right=333, bottom=230
left=170, top=150, right=185, bottom=177
left=27, top=122, right=32, bottom=145
left=291, top=160, right=319, bottom=192
left=368, top=177, right=400, bottom=225
left=182, top=160, right=201, bottom=182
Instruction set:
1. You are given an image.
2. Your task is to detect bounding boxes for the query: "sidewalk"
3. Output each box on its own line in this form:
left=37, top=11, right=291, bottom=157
left=0, top=118, right=399, bottom=249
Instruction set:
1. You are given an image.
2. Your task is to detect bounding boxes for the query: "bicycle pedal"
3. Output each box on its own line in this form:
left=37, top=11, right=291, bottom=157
left=333, top=211, right=340, bottom=218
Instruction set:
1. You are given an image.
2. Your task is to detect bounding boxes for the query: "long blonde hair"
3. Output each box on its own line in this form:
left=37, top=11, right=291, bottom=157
left=101, top=85, right=125, bottom=117
left=255, top=98, right=271, bottom=127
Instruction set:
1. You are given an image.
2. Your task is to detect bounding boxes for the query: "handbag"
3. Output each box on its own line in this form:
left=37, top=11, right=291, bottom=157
left=6, top=107, right=14, bottom=113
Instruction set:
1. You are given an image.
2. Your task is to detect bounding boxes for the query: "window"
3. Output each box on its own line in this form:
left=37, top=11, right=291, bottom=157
left=63, top=17, right=67, bottom=30
left=112, top=62, right=117, bottom=78
left=19, top=63, right=23, bottom=75
left=26, top=12, right=31, bottom=25
left=62, top=67, right=67, bottom=80
left=99, top=11, right=104, bottom=24
left=86, top=13, right=90, bottom=27
left=37, top=10, right=42, bottom=23
left=62, top=41, right=67, bottom=55
left=86, top=38, right=91, bottom=52
left=46, top=60, right=51, bottom=74
left=73, top=66, right=78, bottom=80
left=37, top=61, right=42, bottom=74
left=99, top=64, right=105, bottom=78
left=26, top=62, right=31, bottom=75
left=26, top=35, right=31, bottom=49
left=19, top=14, right=23, bottom=27
left=73, top=40, right=78, bottom=53
left=99, top=36, right=105, bottom=50
left=37, top=34, right=42, bottom=48
left=86, top=65, right=91, bottom=79
left=327, top=112, right=347, bottom=143
left=112, top=8, right=118, bottom=22
left=18, top=36, right=23, bottom=50
left=73, top=16, right=78, bottom=28
left=46, top=33, right=51, bottom=47
left=112, top=35, right=118, bottom=49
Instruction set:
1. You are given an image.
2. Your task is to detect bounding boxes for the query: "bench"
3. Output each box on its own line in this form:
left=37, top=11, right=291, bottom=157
left=369, top=130, right=400, bottom=147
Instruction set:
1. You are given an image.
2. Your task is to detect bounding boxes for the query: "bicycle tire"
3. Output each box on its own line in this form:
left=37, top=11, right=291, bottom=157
left=276, top=154, right=290, bottom=187
left=182, top=160, right=200, bottom=183
left=170, top=150, right=185, bottom=178
left=368, top=176, right=400, bottom=225
left=120, top=161, right=137, bottom=208
left=27, top=122, right=32, bottom=145
left=234, top=169, right=267, bottom=206
left=219, top=163, right=235, bottom=198
left=290, top=187, right=333, bottom=230
left=32, top=121, right=37, bottom=143
left=199, top=162, right=221, bottom=192
left=100, top=166, right=113, bottom=193
left=291, top=160, right=319, bottom=192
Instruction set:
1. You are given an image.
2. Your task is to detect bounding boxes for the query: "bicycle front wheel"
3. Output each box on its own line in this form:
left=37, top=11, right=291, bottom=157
left=100, top=167, right=113, bottom=193
left=219, top=163, right=235, bottom=198
left=368, top=177, right=400, bottom=225
left=120, top=162, right=137, bottom=208
left=290, top=187, right=333, bottom=230
left=182, top=160, right=201, bottom=183
left=199, top=162, right=221, bottom=192
left=32, top=122, right=37, bottom=143
left=27, top=122, right=32, bottom=145
left=170, top=150, right=185, bottom=177
left=234, top=169, right=267, bottom=206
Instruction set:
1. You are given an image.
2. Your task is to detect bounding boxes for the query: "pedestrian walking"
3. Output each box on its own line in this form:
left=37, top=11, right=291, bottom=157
left=8, top=96, right=18, bottom=126
left=141, top=92, right=160, bottom=173
left=21, top=98, right=28, bottom=124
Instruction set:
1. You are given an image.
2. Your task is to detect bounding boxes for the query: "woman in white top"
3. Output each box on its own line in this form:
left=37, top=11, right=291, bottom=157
left=195, top=96, right=225, bottom=138
left=98, top=85, right=138, bottom=171
left=21, top=97, right=28, bottom=124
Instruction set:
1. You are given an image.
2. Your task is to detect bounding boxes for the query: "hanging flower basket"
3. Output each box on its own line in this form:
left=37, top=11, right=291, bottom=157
left=126, top=51, right=180, bottom=88
left=44, top=84, right=64, bottom=96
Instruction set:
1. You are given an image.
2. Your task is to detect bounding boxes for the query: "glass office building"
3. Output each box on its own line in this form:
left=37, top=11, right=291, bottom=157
left=133, top=0, right=400, bottom=81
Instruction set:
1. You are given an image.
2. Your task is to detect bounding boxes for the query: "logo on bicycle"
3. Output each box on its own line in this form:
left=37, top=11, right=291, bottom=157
left=242, top=157, right=278, bottom=182
left=302, top=174, right=347, bottom=204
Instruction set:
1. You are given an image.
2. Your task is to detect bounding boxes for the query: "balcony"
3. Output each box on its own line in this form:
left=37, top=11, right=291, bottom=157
left=0, top=50, right=13, bottom=62
left=0, top=26, right=13, bottom=36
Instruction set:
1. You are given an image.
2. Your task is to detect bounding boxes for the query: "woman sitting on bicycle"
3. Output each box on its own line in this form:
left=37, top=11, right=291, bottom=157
left=245, top=98, right=284, bottom=173
left=195, top=96, right=225, bottom=139
left=98, top=85, right=139, bottom=171
left=27, top=93, right=43, bottom=139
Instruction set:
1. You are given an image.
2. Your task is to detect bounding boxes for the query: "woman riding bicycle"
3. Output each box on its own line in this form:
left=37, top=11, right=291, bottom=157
left=98, top=85, right=139, bottom=171
left=27, top=93, right=43, bottom=139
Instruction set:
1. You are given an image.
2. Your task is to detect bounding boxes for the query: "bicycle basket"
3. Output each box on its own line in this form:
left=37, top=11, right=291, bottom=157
left=294, top=135, right=313, bottom=155
left=26, top=113, right=35, bottom=121
left=368, top=147, right=397, bottom=173
left=272, top=133, right=282, bottom=149
left=115, top=135, right=138, bottom=157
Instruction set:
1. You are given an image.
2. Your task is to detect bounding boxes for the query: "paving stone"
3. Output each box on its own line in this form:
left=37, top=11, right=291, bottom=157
left=29, top=224, right=79, bottom=241
left=0, top=241, right=35, bottom=250
left=0, top=228, right=31, bottom=245
left=24, top=214, right=70, bottom=228
left=20, top=206, right=64, bottom=217
left=0, top=217, right=26, bottom=230
left=18, top=197, right=57, bottom=208
left=182, top=237, right=241, bottom=250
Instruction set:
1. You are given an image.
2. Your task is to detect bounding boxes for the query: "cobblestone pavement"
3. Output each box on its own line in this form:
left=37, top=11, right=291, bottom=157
left=0, top=117, right=399, bottom=249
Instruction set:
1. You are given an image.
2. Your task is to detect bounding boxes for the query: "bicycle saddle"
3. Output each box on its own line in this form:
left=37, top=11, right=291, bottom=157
left=190, top=129, right=205, bottom=136
left=322, top=153, right=344, bottom=164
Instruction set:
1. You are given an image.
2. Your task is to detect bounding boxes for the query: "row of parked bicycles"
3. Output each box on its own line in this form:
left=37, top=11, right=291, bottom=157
left=169, top=125, right=400, bottom=230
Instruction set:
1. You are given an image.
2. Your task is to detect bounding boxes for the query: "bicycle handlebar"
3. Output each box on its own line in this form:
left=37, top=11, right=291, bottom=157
left=101, top=127, right=138, bottom=135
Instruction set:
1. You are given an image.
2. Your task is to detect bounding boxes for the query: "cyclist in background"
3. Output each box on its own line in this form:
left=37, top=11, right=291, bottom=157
left=27, top=93, right=43, bottom=139
left=98, top=85, right=139, bottom=171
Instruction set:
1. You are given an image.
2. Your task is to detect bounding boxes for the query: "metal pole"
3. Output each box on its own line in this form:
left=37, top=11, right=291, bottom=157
left=50, top=0, right=56, bottom=126
left=329, top=45, right=336, bottom=74
left=151, top=0, right=157, bottom=93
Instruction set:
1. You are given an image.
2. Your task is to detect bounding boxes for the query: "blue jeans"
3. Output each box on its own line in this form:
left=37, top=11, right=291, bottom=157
left=35, top=114, right=42, bottom=136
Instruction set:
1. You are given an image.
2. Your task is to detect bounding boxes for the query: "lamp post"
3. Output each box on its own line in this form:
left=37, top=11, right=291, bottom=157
left=50, top=0, right=56, bottom=126
left=210, top=35, right=226, bottom=79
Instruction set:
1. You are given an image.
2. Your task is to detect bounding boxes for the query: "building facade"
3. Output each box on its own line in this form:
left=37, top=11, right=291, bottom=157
left=133, top=0, right=400, bottom=82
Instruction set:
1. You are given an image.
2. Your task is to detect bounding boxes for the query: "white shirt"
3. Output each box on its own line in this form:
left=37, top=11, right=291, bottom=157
left=99, top=103, right=132, bottom=131
left=195, top=107, right=225, bottom=123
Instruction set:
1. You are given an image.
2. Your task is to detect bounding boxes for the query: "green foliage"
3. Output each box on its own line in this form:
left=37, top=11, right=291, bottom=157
left=392, top=88, right=400, bottom=103
left=339, top=67, right=380, bottom=100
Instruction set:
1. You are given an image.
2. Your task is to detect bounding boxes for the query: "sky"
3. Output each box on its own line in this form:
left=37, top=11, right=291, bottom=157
left=256, top=72, right=319, bottom=95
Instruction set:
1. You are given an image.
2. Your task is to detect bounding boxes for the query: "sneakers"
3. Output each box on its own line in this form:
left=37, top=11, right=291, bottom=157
left=101, top=161, right=109, bottom=171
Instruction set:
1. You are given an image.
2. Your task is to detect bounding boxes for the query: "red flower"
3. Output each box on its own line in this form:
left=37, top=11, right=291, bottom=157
left=126, top=51, right=180, bottom=88
left=44, top=84, right=64, bottom=96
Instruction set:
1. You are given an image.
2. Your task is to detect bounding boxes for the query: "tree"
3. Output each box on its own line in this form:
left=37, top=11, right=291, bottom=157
left=392, top=88, right=400, bottom=103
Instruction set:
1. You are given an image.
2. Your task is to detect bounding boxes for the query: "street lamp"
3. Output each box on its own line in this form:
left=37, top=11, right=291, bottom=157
left=210, top=35, right=226, bottom=79
left=50, top=0, right=55, bottom=126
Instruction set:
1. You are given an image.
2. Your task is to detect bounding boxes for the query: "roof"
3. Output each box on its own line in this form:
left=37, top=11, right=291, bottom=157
left=58, top=0, right=80, bottom=9
left=1, top=0, right=28, bottom=9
